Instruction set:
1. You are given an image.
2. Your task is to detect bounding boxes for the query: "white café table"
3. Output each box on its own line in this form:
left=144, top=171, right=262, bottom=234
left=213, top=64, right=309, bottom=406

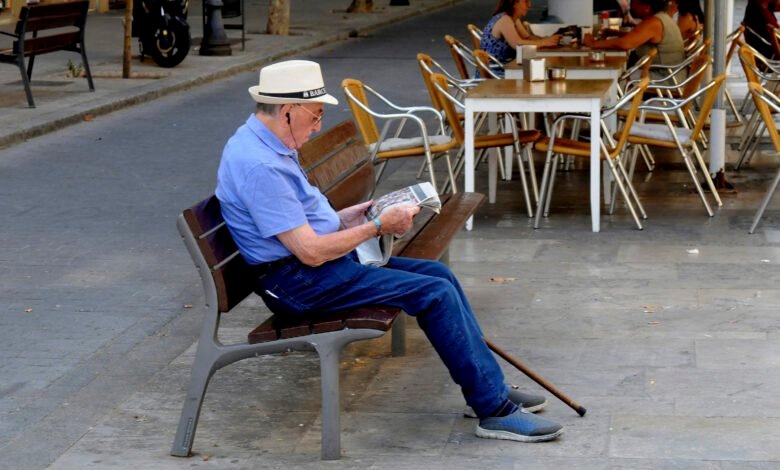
left=504, top=55, right=628, bottom=81
left=464, top=78, right=614, bottom=232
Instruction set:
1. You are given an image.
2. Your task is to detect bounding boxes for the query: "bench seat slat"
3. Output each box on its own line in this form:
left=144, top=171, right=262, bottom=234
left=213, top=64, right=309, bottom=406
left=399, top=192, right=485, bottom=260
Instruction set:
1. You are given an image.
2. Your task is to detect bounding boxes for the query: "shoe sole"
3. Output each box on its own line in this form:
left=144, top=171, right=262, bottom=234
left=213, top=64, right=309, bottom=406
left=463, top=399, right=548, bottom=418
left=475, top=425, right=563, bottom=443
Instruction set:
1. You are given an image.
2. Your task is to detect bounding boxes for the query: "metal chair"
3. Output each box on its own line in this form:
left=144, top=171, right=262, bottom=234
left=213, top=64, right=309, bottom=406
left=342, top=78, right=458, bottom=194
left=467, top=24, right=483, bottom=49
left=532, top=78, right=651, bottom=230
left=430, top=72, right=541, bottom=216
left=444, top=34, right=477, bottom=80
left=746, top=81, right=780, bottom=233
left=626, top=75, right=727, bottom=218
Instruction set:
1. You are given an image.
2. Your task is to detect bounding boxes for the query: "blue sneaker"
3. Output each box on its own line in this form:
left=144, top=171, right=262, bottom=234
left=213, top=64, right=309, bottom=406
left=464, top=386, right=548, bottom=418
left=476, top=408, right=563, bottom=443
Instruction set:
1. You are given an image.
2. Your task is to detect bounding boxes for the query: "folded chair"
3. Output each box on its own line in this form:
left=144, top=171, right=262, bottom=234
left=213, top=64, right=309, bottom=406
left=626, top=75, right=726, bottom=217
left=342, top=78, right=458, bottom=194
left=467, top=24, right=483, bottom=49
left=532, top=78, right=651, bottom=230
left=430, top=72, right=541, bottom=216
left=746, top=81, right=780, bottom=233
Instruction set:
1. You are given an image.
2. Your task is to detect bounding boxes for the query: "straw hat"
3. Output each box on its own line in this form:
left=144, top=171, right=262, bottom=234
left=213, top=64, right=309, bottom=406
left=248, top=60, right=338, bottom=105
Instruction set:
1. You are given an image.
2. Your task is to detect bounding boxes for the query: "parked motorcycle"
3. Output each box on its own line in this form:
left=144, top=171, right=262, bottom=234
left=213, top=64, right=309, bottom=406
left=132, top=0, right=191, bottom=68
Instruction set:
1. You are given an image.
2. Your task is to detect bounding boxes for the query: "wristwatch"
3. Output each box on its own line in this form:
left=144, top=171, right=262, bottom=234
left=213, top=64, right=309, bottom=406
left=370, top=215, right=383, bottom=236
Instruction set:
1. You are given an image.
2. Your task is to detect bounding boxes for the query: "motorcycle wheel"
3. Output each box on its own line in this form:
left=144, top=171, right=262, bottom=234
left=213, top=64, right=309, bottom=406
left=149, top=21, right=190, bottom=68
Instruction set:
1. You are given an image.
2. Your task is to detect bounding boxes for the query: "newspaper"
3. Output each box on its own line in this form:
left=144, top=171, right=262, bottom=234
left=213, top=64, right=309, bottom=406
left=356, top=182, right=441, bottom=266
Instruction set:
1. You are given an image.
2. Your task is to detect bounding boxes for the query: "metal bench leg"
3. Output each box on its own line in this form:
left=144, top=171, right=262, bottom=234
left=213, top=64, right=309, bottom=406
left=17, top=54, right=34, bottom=108
left=80, top=44, right=95, bottom=91
left=170, top=340, right=218, bottom=457
left=391, top=314, right=406, bottom=357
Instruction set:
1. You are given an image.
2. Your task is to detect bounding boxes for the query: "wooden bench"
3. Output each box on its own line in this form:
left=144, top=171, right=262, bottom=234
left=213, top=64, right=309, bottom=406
left=0, top=0, right=94, bottom=108
left=170, top=120, right=484, bottom=460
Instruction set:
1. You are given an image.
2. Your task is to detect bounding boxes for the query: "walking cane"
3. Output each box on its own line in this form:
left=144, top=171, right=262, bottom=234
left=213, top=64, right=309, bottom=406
left=484, top=337, right=587, bottom=417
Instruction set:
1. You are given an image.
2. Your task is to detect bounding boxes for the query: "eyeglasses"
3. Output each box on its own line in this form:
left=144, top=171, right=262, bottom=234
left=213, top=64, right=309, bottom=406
left=296, top=104, right=324, bottom=126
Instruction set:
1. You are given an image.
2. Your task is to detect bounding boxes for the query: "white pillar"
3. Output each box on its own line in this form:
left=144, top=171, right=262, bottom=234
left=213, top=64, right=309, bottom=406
left=547, top=0, right=594, bottom=26
left=708, top=0, right=728, bottom=174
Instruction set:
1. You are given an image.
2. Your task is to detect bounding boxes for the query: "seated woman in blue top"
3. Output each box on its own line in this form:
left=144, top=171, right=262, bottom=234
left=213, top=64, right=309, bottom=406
left=480, top=0, right=561, bottom=66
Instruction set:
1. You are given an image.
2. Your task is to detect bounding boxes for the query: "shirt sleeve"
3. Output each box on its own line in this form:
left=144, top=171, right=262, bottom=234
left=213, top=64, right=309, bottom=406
left=240, top=164, right=308, bottom=238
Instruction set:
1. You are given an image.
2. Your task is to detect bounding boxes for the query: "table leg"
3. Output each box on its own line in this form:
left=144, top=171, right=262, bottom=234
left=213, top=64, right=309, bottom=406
left=465, top=106, right=475, bottom=231
left=590, top=99, right=601, bottom=232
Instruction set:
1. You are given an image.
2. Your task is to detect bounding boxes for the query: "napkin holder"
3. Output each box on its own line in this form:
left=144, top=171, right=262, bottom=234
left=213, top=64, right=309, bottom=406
left=522, top=58, right=546, bottom=82
left=515, top=45, right=537, bottom=64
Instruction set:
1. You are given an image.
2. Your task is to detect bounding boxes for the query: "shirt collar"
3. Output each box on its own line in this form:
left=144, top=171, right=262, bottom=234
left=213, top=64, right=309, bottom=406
left=246, top=114, right=297, bottom=159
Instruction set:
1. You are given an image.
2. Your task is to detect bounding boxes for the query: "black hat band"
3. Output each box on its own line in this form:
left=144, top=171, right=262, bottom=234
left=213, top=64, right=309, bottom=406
left=257, top=87, right=328, bottom=99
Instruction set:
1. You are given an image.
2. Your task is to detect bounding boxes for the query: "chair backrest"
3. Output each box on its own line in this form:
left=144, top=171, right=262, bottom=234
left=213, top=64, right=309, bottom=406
left=683, top=25, right=703, bottom=54
left=444, top=34, right=474, bottom=80
left=430, top=73, right=467, bottom=145
left=417, top=53, right=446, bottom=112
left=738, top=44, right=762, bottom=88
left=725, top=24, right=746, bottom=68
left=467, top=24, right=482, bottom=49
left=610, top=77, right=650, bottom=156
left=619, top=48, right=656, bottom=94
left=748, top=81, right=780, bottom=152
left=679, top=53, right=711, bottom=113
left=341, top=78, right=380, bottom=146
left=688, top=74, right=727, bottom=143
left=473, top=49, right=500, bottom=79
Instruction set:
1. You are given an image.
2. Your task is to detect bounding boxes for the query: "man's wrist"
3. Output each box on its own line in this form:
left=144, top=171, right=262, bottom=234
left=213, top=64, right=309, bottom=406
left=370, top=215, right=383, bottom=236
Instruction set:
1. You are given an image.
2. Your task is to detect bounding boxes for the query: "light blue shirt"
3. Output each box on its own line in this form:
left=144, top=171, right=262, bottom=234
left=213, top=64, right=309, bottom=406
left=215, top=114, right=341, bottom=265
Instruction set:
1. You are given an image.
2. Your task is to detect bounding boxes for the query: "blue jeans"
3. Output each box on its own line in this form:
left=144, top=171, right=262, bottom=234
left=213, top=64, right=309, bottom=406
left=255, top=252, right=508, bottom=417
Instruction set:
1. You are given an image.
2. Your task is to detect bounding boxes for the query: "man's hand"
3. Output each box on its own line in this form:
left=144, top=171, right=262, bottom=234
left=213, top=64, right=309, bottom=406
left=338, top=200, right=374, bottom=229
left=379, top=205, right=420, bottom=236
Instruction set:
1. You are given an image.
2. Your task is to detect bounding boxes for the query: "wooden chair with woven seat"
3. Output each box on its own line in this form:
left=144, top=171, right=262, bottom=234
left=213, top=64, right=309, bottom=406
left=430, top=72, right=541, bottom=217
left=444, top=34, right=477, bottom=80
left=625, top=75, right=726, bottom=217
left=342, top=78, right=458, bottom=194
left=745, top=81, right=780, bottom=233
left=467, top=24, right=483, bottom=49
left=532, top=78, right=651, bottom=230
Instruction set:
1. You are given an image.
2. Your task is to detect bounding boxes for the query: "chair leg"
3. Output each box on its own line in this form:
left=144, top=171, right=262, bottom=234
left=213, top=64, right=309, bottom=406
left=513, top=144, right=533, bottom=218
left=616, top=154, right=647, bottom=219
left=17, top=54, right=35, bottom=108
left=690, top=143, right=722, bottom=207
left=425, top=149, right=438, bottom=194
left=749, top=168, right=780, bottom=234
left=416, top=158, right=427, bottom=180
left=639, top=144, right=655, bottom=172
left=534, top=148, right=555, bottom=229
left=681, top=149, right=714, bottom=217
left=544, top=155, right=560, bottom=218
left=725, top=88, right=743, bottom=123
left=524, top=144, right=539, bottom=204
left=602, top=144, right=643, bottom=230
left=444, top=150, right=457, bottom=193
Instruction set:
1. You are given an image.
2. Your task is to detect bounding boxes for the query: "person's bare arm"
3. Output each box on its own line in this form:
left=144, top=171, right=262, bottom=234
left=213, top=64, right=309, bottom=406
left=584, top=16, right=662, bottom=50
left=493, top=15, right=560, bottom=48
left=277, top=205, right=419, bottom=267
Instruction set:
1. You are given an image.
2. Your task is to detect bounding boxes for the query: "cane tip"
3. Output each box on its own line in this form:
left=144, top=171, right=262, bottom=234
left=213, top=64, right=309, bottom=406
left=577, top=406, right=587, bottom=417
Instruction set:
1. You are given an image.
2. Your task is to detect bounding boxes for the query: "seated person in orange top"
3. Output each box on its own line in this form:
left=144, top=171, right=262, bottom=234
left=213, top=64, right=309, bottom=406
left=480, top=0, right=561, bottom=65
left=584, top=0, right=685, bottom=77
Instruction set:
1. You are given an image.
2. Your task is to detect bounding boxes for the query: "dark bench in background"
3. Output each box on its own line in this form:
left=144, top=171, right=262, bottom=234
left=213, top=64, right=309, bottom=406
left=170, top=120, right=484, bottom=460
left=0, top=0, right=94, bottom=108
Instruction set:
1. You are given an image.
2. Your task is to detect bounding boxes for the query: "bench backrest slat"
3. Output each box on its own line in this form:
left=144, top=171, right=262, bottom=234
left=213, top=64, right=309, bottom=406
left=16, top=32, right=80, bottom=55
left=183, top=120, right=373, bottom=314
left=15, top=1, right=88, bottom=35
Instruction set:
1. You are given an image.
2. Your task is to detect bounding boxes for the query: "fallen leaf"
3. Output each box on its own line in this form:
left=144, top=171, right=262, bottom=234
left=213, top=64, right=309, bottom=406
left=202, top=455, right=209, bottom=461
left=647, top=321, right=659, bottom=325
left=183, top=304, right=193, bottom=308
left=24, top=307, right=32, bottom=313
left=490, top=277, right=516, bottom=283
left=83, top=114, right=95, bottom=122
left=643, top=304, right=657, bottom=314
